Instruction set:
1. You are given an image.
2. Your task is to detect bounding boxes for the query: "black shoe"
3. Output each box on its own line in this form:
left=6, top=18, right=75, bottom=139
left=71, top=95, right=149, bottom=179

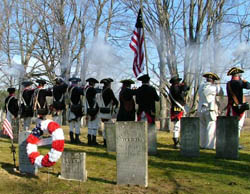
left=173, top=137, right=180, bottom=149
left=75, top=134, right=81, bottom=144
left=69, top=132, right=75, bottom=144
left=92, top=136, right=99, bottom=146
left=103, top=139, right=107, bottom=147
left=87, top=134, right=92, bottom=145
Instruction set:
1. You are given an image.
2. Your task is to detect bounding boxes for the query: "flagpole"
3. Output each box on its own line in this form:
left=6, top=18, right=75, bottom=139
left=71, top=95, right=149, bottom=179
left=140, top=0, right=149, bottom=75
left=10, top=139, right=16, bottom=168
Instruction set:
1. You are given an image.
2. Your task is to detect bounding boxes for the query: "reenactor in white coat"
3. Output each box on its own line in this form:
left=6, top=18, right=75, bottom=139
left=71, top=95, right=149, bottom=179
left=198, top=72, right=223, bottom=149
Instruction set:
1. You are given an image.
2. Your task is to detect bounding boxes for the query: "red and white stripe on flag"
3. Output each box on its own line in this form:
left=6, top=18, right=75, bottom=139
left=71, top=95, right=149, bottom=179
left=129, top=9, right=145, bottom=77
left=2, top=119, right=13, bottom=139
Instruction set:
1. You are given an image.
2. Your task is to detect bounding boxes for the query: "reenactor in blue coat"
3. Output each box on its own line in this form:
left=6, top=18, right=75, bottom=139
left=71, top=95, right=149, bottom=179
left=85, top=78, right=100, bottom=145
left=33, top=79, right=52, bottom=124
left=5, top=88, right=19, bottom=125
left=52, top=77, right=68, bottom=125
left=98, top=78, right=118, bottom=147
left=20, top=81, right=35, bottom=131
left=67, top=77, right=84, bottom=144
left=135, top=74, right=159, bottom=124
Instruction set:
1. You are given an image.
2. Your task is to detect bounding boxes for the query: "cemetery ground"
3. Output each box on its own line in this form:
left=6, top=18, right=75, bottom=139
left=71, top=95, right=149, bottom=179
left=1, top=121, right=250, bottom=194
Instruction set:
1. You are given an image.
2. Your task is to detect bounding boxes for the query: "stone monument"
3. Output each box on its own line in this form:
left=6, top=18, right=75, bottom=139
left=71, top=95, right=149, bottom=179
left=180, top=117, right=200, bottom=157
left=216, top=116, right=238, bottom=159
left=60, top=152, right=87, bottom=181
left=116, top=121, right=148, bottom=187
left=105, top=122, right=116, bottom=152
left=18, top=131, right=38, bottom=175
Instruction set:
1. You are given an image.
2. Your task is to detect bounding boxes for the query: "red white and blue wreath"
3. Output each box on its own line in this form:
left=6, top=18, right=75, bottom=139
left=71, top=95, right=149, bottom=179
left=26, top=120, right=64, bottom=168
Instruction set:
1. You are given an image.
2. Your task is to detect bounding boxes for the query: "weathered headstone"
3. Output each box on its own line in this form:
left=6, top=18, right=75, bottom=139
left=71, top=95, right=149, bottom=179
left=216, top=116, right=238, bottom=159
left=148, top=124, right=157, bottom=155
left=105, top=122, right=116, bottom=152
left=116, top=121, right=148, bottom=187
left=180, top=117, right=200, bottom=157
left=60, top=152, right=87, bottom=181
left=18, top=131, right=38, bottom=175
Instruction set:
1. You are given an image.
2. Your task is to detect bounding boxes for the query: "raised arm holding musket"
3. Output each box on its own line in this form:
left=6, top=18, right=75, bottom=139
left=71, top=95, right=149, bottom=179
left=226, top=67, right=250, bottom=149
left=169, top=75, right=190, bottom=149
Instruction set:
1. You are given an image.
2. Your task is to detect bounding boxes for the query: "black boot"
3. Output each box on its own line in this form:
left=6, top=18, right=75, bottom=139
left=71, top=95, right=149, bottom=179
left=75, top=134, right=81, bottom=144
left=92, top=136, right=99, bottom=146
left=87, top=134, right=92, bottom=145
left=69, top=132, right=75, bottom=144
left=103, top=139, right=107, bottom=147
left=173, top=138, right=180, bottom=149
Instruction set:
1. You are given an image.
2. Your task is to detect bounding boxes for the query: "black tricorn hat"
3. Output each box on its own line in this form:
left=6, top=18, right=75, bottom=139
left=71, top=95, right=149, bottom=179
left=36, top=79, right=46, bottom=85
left=54, top=77, right=64, bottom=82
left=203, top=72, right=220, bottom=80
left=86, top=78, right=99, bottom=84
left=69, top=77, right=81, bottom=83
left=7, top=87, right=16, bottom=93
left=100, top=78, right=113, bottom=84
left=170, top=75, right=182, bottom=84
left=137, top=74, right=150, bottom=82
left=22, top=81, right=33, bottom=87
left=227, top=67, right=244, bottom=76
left=120, top=79, right=135, bottom=85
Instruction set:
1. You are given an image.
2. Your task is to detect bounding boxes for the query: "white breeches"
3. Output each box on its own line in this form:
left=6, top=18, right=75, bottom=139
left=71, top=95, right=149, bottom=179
left=69, top=119, right=81, bottom=134
left=52, top=111, right=63, bottom=125
left=87, top=116, right=100, bottom=136
left=199, top=111, right=216, bottom=149
left=173, top=120, right=181, bottom=138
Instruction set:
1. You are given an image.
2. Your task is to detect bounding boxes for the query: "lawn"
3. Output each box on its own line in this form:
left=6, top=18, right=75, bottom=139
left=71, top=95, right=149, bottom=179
left=0, top=123, right=250, bottom=194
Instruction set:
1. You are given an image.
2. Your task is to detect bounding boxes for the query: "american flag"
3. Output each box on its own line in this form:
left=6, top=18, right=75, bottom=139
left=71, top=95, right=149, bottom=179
left=129, top=9, right=145, bottom=77
left=2, top=118, right=13, bottom=139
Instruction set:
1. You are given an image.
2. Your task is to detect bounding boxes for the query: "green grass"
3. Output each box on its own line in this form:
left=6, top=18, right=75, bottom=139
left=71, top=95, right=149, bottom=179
left=1, top=126, right=250, bottom=194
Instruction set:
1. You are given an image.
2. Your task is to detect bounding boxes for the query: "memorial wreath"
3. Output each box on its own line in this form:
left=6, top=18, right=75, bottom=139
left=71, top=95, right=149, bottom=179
left=26, top=120, right=64, bottom=168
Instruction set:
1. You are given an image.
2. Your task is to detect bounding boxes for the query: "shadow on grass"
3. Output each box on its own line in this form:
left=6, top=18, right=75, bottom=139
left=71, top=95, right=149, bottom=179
left=149, top=148, right=250, bottom=180
left=88, top=177, right=116, bottom=185
left=0, top=162, right=38, bottom=179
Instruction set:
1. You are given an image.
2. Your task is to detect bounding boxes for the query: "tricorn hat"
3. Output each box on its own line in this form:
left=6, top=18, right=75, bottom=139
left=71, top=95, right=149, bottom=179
left=137, top=74, right=150, bottom=82
left=170, top=75, right=182, bottom=84
left=120, top=79, right=135, bottom=85
left=203, top=72, right=220, bottom=80
left=7, top=87, right=16, bottom=93
left=227, top=67, right=244, bottom=76
left=36, top=79, right=46, bottom=85
left=69, top=77, right=81, bottom=83
left=22, top=81, right=33, bottom=87
left=86, top=78, right=99, bottom=84
left=100, top=78, right=113, bottom=84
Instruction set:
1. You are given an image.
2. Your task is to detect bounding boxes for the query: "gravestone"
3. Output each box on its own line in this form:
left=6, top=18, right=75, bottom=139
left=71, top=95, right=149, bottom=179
left=148, top=124, right=157, bottom=155
left=18, top=131, right=38, bottom=175
left=105, top=122, right=116, bottom=152
left=60, top=152, right=87, bottom=181
left=180, top=117, right=200, bottom=157
left=216, top=116, right=238, bottom=159
left=116, top=121, right=148, bottom=187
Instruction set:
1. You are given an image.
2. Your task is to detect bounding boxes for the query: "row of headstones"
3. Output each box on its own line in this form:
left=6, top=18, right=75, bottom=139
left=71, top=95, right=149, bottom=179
left=106, top=116, right=239, bottom=160
left=18, top=116, right=238, bottom=187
